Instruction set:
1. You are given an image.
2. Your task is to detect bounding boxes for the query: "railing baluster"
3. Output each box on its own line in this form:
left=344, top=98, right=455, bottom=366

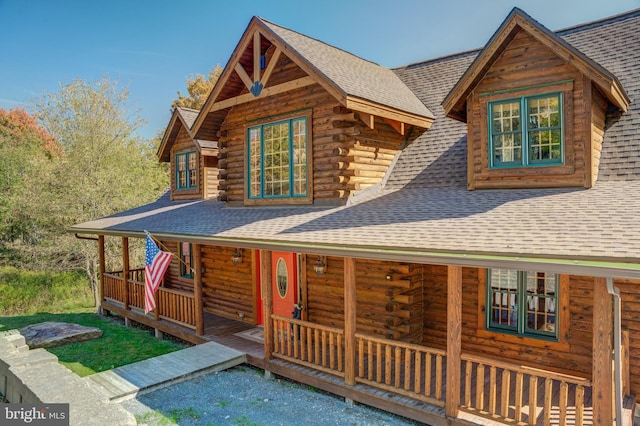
left=528, top=375, right=537, bottom=425
left=425, top=353, right=432, bottom=398
left=476, top=364, right=485, bottom=411
left=464, top=360, right=472, bottom=407
left=404, top=349, right=411, bottom=391
left=559, top=381, right=568, bottom=425
left=394, top=346, right=401, bottom=388
left=501, top=369, right=510, bottom=417
left=575, top=385, right=584, bottom=426
left=489, top=366, right=497, bottom=415
left=414, top=351, right=422, bottom=396
left=435, top=355, right=443, bottom=400
left=515, top=371, right=523, bottom=421
left=544, top=378, right=552, bottom=426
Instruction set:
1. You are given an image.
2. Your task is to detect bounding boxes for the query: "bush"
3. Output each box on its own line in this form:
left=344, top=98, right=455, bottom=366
left=0, top=267, right=94, bottom=315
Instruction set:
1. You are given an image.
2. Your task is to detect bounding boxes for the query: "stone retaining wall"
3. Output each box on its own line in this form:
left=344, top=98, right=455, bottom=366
left=0, top=330, right=135, bottom=425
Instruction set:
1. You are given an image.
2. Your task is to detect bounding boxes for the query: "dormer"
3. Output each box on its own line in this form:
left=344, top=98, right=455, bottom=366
left=158, top=107, right=219, bottom=201
left=443, top=8, right=629, bottom=190
left=191, top=16, right=434, bottom=206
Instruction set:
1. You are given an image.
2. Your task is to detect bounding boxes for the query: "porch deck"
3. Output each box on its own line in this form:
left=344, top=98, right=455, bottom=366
left=102, top=298, right=607, bottom=425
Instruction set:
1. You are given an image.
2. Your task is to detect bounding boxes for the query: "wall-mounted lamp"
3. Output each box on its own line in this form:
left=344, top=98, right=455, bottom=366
left=231, top=248, right=243, bottom=265
left=313, top=256, right=326, bottom=275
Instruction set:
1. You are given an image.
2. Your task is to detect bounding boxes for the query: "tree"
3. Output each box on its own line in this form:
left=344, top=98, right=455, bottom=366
left=30, top=77, right=168, bottom=305
left=172, top=65, right=222, bottom=110
left=0, top=108, right=60, bottom=249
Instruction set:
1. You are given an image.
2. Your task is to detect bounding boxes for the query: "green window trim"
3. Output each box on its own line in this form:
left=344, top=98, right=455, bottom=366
left=488, top=92, right=563, bottom=169
left=486, top=269, right=558, bottom=340
left=176, top=151, right=197, bottom=190
left=247, top=116, right=308, bottom=199
left=179, top=242, right=193, bottom=279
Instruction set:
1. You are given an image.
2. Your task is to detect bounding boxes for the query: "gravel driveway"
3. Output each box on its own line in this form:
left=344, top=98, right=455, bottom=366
left=120, top=365, right=421, bottom=425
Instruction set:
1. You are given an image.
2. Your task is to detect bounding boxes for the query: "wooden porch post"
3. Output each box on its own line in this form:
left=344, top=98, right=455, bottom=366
left=122, top=237, right=130, bottom=310
left=446, top=265, right=462, bottom=417
left=592, top=276, right=613, bottom=424
left=98, top=235, right=105, bottom=309
left=344, top=257, right=356, bottom=386
left=261, top=250, right=273, bottom=360
left=193, top=243, right=204, bottom=336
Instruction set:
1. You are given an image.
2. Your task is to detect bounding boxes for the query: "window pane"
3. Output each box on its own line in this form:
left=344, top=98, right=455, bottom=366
left=292, top=118, right=308, bottom=196
left=249, top=128, right=261, bottom=197
left=489, top=269, right=518, bottom=330
left=188, top=153, right=197, bottom=187
left=263, top=122, right=290, bottom=197
left=525, top=272, right=556, bottom=334
left=527, top=95, right=561, bottom=163
left=493, top=133, right=522, bottom=164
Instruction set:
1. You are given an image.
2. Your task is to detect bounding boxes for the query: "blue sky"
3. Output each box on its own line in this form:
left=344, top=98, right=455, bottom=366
left=1, top=0, right=638, bottom=139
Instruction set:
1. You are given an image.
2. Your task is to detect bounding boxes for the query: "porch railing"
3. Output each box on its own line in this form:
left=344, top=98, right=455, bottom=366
left=460, top=353, right=592, bottom=425
left=355, top=333, right=446, bottom=407
left=270, top=315, right=345, bottom=377
left=101, top=271, right=196, bottom=329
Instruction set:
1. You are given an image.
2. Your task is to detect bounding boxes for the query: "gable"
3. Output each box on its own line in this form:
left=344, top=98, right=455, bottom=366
left=191, top=16, right=434, bottom=141
left=443, top=8, right=629, bottom=122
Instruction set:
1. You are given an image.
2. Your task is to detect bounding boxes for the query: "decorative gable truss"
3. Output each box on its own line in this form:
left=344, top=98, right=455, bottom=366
left=442, top=8, right=630, bottom=190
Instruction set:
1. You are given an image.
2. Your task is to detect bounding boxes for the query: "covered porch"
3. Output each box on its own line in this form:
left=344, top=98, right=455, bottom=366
left=97, top=243, right=632, bottom=425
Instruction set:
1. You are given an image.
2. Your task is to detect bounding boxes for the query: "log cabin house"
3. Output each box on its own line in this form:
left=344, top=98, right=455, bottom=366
left=70, top=8, right=640, bottom=425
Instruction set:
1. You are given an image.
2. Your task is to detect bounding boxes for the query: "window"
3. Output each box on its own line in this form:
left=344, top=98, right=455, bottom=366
left=487, top=269, right=557, bottom=339
left=176, top=152, right=197, bottom=190
left=248, top=116, right=308, bottom=199
left=489, top=93, right=562, bottom=168
left=179, top=242, right=193, bottom=279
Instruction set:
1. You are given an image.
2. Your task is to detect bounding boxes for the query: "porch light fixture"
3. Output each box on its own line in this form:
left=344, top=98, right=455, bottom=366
left=231, top=248, right=243, bottom=265
left=313, top=256, right=326, bottom=275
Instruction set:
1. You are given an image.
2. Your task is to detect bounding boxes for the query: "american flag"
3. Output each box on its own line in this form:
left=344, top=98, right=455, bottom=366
left=144, top=234, right=173, bottom=314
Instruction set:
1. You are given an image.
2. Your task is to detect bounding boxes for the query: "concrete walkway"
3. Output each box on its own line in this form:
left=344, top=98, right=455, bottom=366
left=0, top=332, right=246, bottom=425
left=86, top=341, right=245, bottom=402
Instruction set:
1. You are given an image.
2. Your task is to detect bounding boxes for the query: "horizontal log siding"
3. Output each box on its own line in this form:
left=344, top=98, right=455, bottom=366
left=590, top=86, right=607, bottom=185
left=216, top=56, right=410, bottom=204
left=201, top=245, right=255, bottom=323
left=422, top=265, right=594, bottom=380
left=469, top=29, right=589, bottom=189
left=305, top=256, right=423, bottom=343
left=615, top=278, right=640, bottom=397
left=204, top=156, right=219, bottom=200
left=170, top=126, right=203, bottom=200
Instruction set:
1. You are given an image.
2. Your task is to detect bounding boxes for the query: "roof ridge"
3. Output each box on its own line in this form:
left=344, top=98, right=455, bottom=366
left=394, top=48, right=480, bottom=71
left=256, top=16, right=383, bottom=68
left=556, top=7, right=640, bottom=35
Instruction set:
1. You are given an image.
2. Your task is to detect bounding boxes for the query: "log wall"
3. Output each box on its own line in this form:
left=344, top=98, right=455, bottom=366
left=468, top=29, right=590, bottom=189
left=304, top=256, right=423, bottom=343
left=422, top=265, right=595, bottom=380
left=170, top=126, right=203, bottom=201
left=161, top=241, right=194, bottom=293
left=216, top=55, right=417, bottom=204
left=615, top=278, right=640, bottom=396
left=200, top=246, right=255, bottom=323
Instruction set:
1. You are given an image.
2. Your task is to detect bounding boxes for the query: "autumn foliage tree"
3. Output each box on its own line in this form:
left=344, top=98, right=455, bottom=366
left=0, top=108, right=60, bottom=249
left=172, top=65, right=222, bottom=110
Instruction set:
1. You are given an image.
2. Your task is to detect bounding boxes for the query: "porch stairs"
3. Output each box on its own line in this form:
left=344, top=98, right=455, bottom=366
left=86, top=341, right=245, bottom=402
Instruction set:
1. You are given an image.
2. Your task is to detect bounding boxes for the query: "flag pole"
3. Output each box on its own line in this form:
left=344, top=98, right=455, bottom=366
left=144, top=231, right=196, bottom=274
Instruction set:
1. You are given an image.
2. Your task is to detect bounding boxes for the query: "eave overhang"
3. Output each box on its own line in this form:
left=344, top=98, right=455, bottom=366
left=70, top=226, right=640, bottom=281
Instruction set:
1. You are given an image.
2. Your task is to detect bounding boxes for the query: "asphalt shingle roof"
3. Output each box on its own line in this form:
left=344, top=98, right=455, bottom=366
left=72, top=9, right=640, bottom=268
left=260, top=18, right=434, bottom=120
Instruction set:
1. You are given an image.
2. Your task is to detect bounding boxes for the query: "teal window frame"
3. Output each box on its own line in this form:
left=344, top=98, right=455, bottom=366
left=179, top=242, right=193, bottom=279
left=176, top=151, right=197, bottom=190
left=488, top=92, right=563, bottom=168
left=247, top=116, right=308, bottom=199
left=486, top=269, right=558, bottom=340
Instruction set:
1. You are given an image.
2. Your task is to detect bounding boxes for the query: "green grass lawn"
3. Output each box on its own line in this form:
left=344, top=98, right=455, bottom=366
left=0, top=311, right=186, bottom=376
left=0, top=267, right=186, bottom=377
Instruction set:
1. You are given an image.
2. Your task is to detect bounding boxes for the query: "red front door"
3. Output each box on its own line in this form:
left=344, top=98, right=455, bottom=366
left=271, top=251, right=298, bottom=318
